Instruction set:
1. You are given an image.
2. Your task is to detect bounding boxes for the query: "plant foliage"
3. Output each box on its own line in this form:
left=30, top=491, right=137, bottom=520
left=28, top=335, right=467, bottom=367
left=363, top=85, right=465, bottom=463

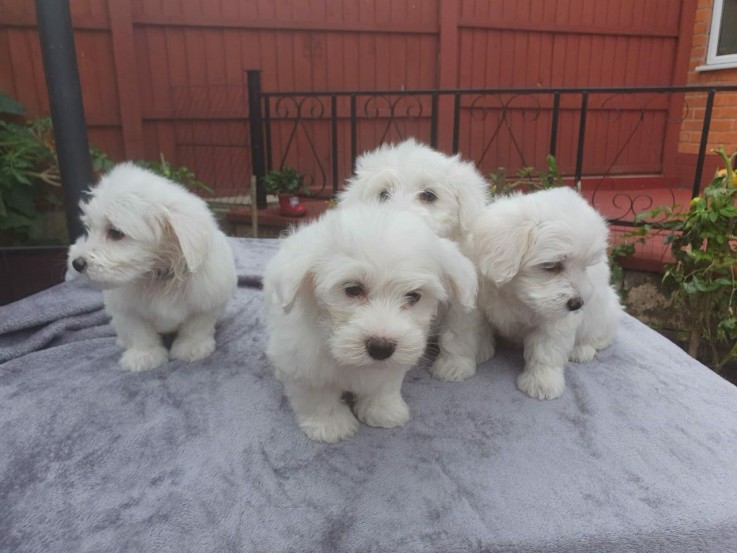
left=135, top=153, right=213, bottom=194
left=262, top=165, right=307, bottom=195
left=488, top=154, right=566, bottom=195
left=0, top=92, right=112, bottom=245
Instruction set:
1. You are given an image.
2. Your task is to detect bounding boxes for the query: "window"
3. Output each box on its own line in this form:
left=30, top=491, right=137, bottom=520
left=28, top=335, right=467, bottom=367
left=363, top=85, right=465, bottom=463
left=701, top=0, right=737, bottom=70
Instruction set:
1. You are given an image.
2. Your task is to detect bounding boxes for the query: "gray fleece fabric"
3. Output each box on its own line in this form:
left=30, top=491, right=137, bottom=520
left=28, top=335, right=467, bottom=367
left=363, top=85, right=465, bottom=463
left=1, top=238, right=737, bottom=552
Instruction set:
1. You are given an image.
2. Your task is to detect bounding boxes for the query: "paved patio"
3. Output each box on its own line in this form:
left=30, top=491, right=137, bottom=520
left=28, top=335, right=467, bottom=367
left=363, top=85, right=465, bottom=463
left=225, top=186, right=692, bottom=272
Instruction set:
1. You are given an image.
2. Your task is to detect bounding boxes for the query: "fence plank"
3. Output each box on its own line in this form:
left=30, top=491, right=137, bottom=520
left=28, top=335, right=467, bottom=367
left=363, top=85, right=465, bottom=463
left=109, top=0, right=144, bottom=158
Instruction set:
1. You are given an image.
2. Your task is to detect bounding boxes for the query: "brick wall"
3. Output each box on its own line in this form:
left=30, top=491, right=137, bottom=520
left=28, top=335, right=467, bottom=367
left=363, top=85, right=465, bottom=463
left=680, top=0, right=737, bottom=155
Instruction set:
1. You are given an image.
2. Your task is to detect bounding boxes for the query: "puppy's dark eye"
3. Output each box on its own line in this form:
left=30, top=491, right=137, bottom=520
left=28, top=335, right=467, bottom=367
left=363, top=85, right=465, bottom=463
left=345, top=284, right=364, bottom=298
left=418, top=190, right=437, bottom=203
left=378, top=189, right=390, bottom=202
left=541, top=261, right=563, bottom=273
left=107, top=228, right=125, bottom=241
left=404, top=291, right=422, bottom=305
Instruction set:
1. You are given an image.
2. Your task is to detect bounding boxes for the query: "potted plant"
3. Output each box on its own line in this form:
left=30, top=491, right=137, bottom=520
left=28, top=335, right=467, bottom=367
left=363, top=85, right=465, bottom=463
left=262, top=166, right=308, bottom=217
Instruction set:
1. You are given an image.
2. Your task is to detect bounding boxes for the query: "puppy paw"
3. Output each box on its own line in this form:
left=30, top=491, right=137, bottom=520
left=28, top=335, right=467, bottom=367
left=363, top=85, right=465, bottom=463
left=429, top=354, right=476, bottom=382
left=517, top=368, right=565, bottom=400
left=476, top=340, right=496, bottom=364
left=121, top=346, right=169, bottom=372
left=299, top=405, right=359, bottom=443
left=354, top=394, right=409, bottom=428
left=570, top=344, right=597, bottom=363
left=170, top=336, right=216, bottom=363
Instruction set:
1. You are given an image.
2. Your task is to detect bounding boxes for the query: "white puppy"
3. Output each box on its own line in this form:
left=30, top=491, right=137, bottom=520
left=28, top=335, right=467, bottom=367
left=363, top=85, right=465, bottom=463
left=339, top=138, right=491, bottom=382
left=68, top=163, right=237, bottom=372
left=263, top=205, right=477, bottom=442
left=470, top=187, right=622, bottom=400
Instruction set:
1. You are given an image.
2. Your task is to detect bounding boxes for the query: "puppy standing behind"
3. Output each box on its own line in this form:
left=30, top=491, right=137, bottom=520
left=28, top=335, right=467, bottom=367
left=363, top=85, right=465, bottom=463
left=263, top=205, right=477, bottom=442
left=339, top=138, right=491, bottom=382
left=68, top=163, right=237, bottom=372
left=470, top=187, right=622, bottom=400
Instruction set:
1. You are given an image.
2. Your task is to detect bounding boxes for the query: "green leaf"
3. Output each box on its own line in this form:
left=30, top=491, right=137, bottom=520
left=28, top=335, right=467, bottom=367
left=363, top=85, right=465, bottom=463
left=6, top=183, right=38, bottom=217
left=0, top=92, right=26, bottom=116
left=0, top=209, right=34, bottom=230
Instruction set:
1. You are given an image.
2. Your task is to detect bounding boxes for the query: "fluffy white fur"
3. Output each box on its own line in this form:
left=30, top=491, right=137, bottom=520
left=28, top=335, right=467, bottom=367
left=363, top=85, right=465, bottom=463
left=339, top=139, right=490, bottom=382
left=68, top=163, right=237, bottom=372
left=470, top=187, right=623, bottom=400
left=263, top=205, right=477, bottom=442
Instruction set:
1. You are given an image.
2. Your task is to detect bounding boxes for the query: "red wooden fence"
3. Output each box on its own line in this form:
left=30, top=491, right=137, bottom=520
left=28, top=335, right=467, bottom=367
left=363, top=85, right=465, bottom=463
left=0, top=0, right=697, bottom=196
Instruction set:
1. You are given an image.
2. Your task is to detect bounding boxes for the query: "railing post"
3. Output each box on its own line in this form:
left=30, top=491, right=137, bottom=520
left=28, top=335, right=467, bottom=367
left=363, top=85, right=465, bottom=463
left=692, top=89, right=715, bottom=199
left=35, top=0, right=93, bottom=244
left=264, top=96, right=273, bottom=173
left=549, top=91, right=560, bottom=158
left=452, top=92, right=461, bottom=154
left=350, top=94, right=357, bottom=171
left=574, top=91, right=589, bottom=186
left=247, top=70, right=267, bottom=209
left=430, top=91, right=439, bottom=149
left=331, top=95, right=339, bottom=196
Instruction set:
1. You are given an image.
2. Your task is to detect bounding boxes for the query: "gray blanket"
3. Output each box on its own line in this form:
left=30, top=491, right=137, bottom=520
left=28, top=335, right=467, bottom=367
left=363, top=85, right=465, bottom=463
left=2, top=238, right=737, bottom=553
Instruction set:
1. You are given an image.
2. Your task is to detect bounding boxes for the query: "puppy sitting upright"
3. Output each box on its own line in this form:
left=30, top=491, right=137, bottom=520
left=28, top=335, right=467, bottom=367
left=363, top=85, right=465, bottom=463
left=471, top=187, right=622, bottom=400
left=68, top=163, right=236, bottom=372
left=263, top=205, right=477, bottom=442
left=339, top=139, right=491, bottom=382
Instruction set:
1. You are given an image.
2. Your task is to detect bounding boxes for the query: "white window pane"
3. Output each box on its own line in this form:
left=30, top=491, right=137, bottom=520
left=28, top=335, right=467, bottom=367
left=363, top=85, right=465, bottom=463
left=717, top=0, right=737, bottom=56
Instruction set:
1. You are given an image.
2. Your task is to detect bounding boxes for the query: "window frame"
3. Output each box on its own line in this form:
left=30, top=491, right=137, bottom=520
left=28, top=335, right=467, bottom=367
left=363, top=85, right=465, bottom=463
left=700, top=0, right=737, bottom=71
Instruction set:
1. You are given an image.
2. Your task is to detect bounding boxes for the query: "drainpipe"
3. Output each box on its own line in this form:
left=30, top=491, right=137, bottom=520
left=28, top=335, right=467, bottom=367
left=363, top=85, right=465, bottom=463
left=35, top=0, right=93, bottom=243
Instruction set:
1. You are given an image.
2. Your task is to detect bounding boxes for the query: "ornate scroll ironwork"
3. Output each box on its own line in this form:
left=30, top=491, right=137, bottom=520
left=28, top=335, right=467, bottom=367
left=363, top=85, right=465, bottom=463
left=359, top=94, right=427, bottom=144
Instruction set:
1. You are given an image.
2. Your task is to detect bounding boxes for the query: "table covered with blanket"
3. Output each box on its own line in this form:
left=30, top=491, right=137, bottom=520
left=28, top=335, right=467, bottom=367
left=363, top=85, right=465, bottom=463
left=2, top=238, right=737, bottom=552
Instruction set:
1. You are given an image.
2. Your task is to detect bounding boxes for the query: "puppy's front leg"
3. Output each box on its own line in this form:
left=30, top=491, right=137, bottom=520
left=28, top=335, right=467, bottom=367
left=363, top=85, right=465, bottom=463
left=517, top=327, right=574, bottom=400
left=429, top=305, right=482, bottom=382
left=476, top=315, right=496, bottom=364
left=171, top=311, right=219, bottom=363
left=354, top=369, right=410, bottom=428
left=112, top=313, right=168, bottom=372
left=283, top=379, right=359, bottom=443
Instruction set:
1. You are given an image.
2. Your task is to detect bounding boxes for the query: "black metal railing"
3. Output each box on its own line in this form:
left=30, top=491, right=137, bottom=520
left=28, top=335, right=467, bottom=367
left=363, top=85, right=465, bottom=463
left=247, top=70, right=737, bottom=224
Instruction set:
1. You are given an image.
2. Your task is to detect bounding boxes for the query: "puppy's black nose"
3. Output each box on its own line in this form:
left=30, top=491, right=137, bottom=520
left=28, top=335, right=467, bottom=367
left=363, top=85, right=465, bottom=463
left=365, top=338, right=397, bottom=360
left=567, top=297, right=584, bottom=311
left=72, top=257, right=87, bottom=273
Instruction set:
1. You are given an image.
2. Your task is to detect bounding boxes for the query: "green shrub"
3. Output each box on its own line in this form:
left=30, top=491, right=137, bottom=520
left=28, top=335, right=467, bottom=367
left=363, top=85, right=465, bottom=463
left=635, top=146, right=737, bottom=370
left=0, top=93, right=112, bottom=245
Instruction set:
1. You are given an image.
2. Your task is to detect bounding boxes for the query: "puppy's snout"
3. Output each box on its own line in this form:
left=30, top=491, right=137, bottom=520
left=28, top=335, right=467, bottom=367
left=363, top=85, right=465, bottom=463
left=566, top=297, right=584, bottom=311
left=72, top=257, right=87, bottom=273
left=365, top=337, right=397, bottom=361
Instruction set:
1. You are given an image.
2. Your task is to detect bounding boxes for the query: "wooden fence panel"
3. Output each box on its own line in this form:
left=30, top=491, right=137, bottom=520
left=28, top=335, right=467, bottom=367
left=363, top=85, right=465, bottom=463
left=0, top=0, right=695, bottom=196
left=455, top=0, right=682, bottom=177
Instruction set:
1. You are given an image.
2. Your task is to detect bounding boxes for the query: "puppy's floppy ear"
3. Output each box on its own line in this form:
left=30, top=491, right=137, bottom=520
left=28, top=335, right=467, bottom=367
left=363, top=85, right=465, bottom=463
left=438, top=238, right=478, bottom=311
left=270, top=262, right=313, bottom=314
left=448, top=156, right=490, bottom=234
left=163, top=206, right=214, bottom=273
left=472, top=203, right=534, bottom=286
left=264, top=229, right=320, bottom=313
